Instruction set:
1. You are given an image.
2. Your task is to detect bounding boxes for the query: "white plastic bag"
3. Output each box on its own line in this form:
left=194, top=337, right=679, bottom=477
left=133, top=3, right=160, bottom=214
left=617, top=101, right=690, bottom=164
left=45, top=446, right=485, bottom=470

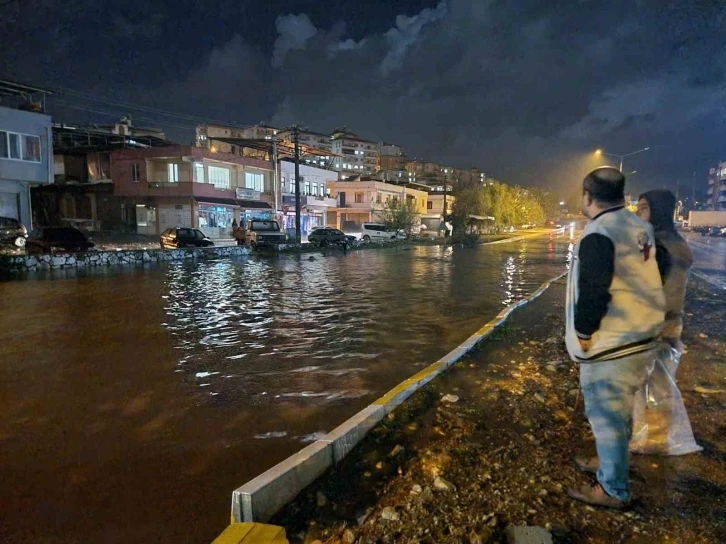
left=630, top=343, right=702, bottom=455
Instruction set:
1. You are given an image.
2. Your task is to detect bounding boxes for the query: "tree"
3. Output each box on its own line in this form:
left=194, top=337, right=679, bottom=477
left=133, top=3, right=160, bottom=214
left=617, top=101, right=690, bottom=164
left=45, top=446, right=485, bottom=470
left=381, top=197, right=418, bottom=237
left=452, top=186, right=485, bottom=233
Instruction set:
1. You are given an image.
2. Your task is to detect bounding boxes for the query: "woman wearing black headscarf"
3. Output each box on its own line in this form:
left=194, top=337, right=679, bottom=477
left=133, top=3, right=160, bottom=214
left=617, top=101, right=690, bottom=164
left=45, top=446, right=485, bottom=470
left=636, top=189, right=694, bottom=347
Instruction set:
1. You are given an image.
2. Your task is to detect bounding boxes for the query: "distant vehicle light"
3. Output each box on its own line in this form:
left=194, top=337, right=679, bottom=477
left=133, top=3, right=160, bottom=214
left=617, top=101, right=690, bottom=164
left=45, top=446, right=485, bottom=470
left=570, top=222, right=576, bottom=227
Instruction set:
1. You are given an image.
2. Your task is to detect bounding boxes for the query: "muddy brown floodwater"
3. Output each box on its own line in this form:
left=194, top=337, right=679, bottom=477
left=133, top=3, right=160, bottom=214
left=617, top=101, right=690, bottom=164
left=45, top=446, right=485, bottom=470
left=0, top=236, right=572, bottom=543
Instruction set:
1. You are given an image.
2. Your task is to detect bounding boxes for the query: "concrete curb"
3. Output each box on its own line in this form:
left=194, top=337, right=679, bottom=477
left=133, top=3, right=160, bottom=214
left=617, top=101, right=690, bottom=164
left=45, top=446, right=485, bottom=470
left=230, top=271, right=567, bottom=523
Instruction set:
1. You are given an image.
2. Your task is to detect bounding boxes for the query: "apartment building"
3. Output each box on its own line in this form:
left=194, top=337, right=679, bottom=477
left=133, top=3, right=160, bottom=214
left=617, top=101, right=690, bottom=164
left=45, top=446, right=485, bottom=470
left=112, top=146, right=274, bottom=238
left=279, top=159, right=337, bottom=236
left=707, top=162, right=726, bottom=210
left=330, top=131, right=379, bottom=176
left=0, top=80, right=53, bottom=228
left=326, top=179, right=427, bottom=231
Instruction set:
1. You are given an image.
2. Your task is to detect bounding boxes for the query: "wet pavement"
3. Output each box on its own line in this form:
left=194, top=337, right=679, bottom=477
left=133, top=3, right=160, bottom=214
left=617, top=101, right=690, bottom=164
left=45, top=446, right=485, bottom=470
left=0, top=235, right=571, bottom=543
left=684, top=231, right=726, bottom=289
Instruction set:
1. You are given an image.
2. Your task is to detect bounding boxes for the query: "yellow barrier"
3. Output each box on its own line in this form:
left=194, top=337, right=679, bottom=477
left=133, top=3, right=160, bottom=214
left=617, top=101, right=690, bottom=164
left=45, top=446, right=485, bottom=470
left=212, top=523, right=288, bottom=544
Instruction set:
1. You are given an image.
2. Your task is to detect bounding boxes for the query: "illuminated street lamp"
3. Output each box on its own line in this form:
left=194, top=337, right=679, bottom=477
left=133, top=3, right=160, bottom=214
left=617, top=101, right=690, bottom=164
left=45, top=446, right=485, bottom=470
left=595, top=147, right=650, bottom=172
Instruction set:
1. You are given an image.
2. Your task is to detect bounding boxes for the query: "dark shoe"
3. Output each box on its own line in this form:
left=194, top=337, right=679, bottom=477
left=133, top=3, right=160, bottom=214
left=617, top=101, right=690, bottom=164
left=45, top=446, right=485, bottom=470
left=574, top=455, right=599, bottom=474
left=567, top=483, right=629, bottom=510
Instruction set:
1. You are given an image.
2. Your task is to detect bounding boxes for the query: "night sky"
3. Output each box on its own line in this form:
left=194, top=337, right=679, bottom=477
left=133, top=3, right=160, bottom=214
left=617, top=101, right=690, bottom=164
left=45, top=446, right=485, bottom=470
left=2, top=0, right=725, bottom=199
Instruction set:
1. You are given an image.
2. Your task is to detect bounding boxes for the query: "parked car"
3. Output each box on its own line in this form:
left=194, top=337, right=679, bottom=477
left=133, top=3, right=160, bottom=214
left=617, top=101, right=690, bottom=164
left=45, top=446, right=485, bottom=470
left=707, top=226, right=723, bottom=237
left=0, top=216, right=28, bottom=248
left=160, top=228, right=214, bottom=249
left=359, top=223, right=397, bottom=243
left=308, top=227, right=357, bottom=247
left=26, top=227, right=95, bottom=254
left=245, top=220, right=288, bottom=249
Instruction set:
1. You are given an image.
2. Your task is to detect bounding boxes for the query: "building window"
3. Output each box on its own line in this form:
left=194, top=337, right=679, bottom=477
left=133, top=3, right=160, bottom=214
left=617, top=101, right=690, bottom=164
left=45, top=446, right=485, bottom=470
left=167, top=163, right=179, bottom=183
left=245, top=172, right=264, bottom=192
left=131, top=163, right=140, bottom=182
left=194, top=163, right=205, bottom=183
left=209, top=166, right=231, bottom=189
left=0, top=131, right=40, bottom=162
left=427, top=201, right=433, bottom=210
left=22, top=135, right=41, bottom=162
left=376, top=194, right=382, bottom=204
left=355, top=192, right=364, bottom=204
left=304, top=181, right=311, bottom=195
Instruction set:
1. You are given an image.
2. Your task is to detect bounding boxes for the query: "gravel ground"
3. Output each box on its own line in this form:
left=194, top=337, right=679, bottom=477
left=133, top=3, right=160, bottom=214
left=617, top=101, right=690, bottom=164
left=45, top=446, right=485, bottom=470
left=274, top=278, right=726, bottom=544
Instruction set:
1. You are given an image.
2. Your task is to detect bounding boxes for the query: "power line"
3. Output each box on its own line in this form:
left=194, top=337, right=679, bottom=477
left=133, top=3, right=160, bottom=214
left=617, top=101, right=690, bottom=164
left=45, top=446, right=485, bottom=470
left=53, top=86, right=252, bottom=128
left=51, top=100, right=198, bottom=132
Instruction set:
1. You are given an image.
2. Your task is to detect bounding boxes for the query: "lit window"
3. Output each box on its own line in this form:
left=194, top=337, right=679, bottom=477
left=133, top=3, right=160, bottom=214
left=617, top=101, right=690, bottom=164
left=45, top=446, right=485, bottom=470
left=209, top=166, right=230, bottom=189
left=194, top=163, right=204, bottom=183
left=244, top=172, right=264, bottom=192
left=167, top=163, right=179, bottom=182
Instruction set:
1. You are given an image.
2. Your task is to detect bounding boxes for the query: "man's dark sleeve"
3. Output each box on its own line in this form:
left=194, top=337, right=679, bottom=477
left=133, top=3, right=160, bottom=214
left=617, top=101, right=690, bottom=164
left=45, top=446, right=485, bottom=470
left=655, top=240, right=671, bottom=285
left=576, top=233, right=615, bottom=339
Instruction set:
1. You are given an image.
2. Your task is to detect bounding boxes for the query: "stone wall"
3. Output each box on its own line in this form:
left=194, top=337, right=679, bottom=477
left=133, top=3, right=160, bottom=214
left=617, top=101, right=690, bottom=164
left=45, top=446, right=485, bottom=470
left=0, top=246, right=252, bottom=272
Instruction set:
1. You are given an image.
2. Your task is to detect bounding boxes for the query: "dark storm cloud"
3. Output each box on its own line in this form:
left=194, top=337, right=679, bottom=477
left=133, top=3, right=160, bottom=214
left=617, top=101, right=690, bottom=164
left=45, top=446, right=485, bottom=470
left=2, top=0, right=725, bottom=194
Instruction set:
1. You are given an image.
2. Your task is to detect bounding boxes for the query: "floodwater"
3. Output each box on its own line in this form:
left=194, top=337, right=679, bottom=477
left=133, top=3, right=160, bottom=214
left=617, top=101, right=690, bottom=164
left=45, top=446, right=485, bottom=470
left=0, top=235, right=571, bottom=543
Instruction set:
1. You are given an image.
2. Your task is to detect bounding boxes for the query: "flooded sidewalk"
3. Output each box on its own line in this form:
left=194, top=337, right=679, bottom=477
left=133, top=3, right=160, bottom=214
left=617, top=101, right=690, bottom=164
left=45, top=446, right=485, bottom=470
left=275, top=279, right=726, bottom=543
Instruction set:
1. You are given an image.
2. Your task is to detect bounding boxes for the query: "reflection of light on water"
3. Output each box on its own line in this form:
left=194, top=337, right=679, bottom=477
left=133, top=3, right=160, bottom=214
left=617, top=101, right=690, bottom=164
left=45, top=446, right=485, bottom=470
left=566, top=243, right=574, bottom=270
left=160, top=242, right=572, bottom=411
left=502, top=256, right=516, bottom=306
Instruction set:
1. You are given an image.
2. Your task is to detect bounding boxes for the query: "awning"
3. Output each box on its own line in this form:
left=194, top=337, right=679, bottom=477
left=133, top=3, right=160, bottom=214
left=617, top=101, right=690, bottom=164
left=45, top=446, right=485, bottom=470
left=237, top=200, right=272, bottom=210
left=194, top=197, right=240, bottom=207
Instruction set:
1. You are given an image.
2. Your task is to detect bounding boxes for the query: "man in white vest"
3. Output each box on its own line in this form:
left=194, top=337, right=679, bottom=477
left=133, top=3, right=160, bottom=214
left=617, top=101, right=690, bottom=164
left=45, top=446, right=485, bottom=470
left=566, top=167, right=665, bottom=509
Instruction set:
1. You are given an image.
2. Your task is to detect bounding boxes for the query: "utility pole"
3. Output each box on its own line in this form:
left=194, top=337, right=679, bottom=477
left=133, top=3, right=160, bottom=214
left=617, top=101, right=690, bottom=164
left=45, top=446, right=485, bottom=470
left=442, top=171, right=448, bottom=237
left=272, top=132, right=279, bottom=216
left=293, top=125, right=302, bottom=244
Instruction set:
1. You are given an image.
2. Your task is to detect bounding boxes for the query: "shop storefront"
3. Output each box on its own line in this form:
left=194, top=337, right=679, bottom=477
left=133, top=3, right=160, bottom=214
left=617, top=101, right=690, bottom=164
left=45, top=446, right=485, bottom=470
left=197, top=202, right=236, bottom=239
left=236, top=189, right=273, bottom=228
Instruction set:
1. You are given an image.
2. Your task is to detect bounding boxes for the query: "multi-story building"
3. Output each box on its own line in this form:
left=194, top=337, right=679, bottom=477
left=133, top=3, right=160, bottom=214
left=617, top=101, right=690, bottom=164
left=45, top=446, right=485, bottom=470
left=196, top=123, right=278, bottom=159
left=421, top=193, right=456, bottom=235
left=326, top=179, right=427, bottom=231
left=330, top=130, right=379, bottom=176
left=112, top=146, right=274, bottom=239
left=0, top=80, right=53, bottom=228
left=279, top=159, right=337, bottom=237
left=707, top=162, right=726, bottom=210
left=32, top=123, right=168, bottom=231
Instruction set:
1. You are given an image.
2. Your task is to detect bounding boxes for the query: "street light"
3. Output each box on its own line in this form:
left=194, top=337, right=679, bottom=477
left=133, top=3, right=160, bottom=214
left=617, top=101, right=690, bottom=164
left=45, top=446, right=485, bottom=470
left=594, top=147, right=650, bottom=172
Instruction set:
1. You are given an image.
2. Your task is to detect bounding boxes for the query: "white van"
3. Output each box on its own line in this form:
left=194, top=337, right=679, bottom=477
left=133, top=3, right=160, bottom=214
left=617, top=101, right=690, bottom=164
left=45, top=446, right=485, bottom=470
left=360, top=223, right=397, bottom=242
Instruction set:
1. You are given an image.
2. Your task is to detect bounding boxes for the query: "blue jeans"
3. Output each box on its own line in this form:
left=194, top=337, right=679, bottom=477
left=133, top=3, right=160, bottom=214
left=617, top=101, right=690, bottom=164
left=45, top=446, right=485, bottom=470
left=580, top=350, right=654, bottom=501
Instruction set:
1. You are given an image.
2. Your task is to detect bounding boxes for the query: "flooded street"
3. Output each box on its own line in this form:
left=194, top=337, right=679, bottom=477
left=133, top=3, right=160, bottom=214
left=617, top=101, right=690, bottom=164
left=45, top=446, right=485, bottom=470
left=0, top=236, right=571, bottom=543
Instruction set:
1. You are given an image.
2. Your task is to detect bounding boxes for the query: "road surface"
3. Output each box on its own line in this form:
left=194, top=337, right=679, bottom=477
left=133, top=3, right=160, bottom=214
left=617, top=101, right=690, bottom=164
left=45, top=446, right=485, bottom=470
left=684, top=231, right=726, bottom=289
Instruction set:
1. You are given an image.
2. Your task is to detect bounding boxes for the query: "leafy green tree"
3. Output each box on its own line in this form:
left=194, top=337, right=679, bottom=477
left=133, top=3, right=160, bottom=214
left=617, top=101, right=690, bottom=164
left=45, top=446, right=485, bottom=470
left=381, top=198, right=419, bottom=237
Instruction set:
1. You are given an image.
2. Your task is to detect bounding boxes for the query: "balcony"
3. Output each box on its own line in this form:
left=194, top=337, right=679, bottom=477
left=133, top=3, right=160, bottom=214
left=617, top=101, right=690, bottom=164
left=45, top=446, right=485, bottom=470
left=709, top=177, right=715, bottom=185
left=281, top=195, right=337, bottom=208
left=719, top=195, right=726, bottom=203
left=117, top=179, right=268, bottom=202
left=708, top=187, right=714, bottom=195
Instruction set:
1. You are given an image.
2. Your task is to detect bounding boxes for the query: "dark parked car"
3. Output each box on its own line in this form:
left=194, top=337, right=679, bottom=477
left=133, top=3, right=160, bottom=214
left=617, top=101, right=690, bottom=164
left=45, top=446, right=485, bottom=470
left=26, top=227, right=95, bottom=254
left=308, top=227, right=357, bottom=247
left=160, top=228, right=214, bottom=249
left=0, top=216, right=28, bottom=248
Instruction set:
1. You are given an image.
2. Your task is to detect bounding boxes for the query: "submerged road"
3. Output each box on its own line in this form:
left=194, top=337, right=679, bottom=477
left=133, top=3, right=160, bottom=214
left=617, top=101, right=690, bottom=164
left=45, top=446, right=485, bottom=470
left=0, top=236, right=573, bottom=543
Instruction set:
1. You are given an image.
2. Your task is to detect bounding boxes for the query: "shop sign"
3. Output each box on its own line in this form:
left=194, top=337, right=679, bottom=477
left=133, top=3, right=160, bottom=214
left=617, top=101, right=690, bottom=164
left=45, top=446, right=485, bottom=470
left=236, top=188, right=261, bottom=200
